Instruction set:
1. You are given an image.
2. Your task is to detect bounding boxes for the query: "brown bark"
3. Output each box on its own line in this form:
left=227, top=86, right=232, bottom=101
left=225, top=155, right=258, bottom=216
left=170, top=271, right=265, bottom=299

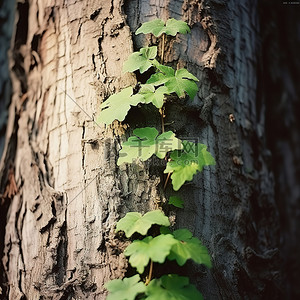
left=1, top=0, right=144, bottom=298
left=0, top=0, right=298, bottom=299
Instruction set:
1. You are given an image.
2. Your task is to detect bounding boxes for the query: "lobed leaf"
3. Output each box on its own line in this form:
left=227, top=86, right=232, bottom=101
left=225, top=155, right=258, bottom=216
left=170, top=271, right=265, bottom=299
left=116, top=210, right=170, bottom=238
left=117, top=127, right=182, bottom=165
left=138, top=84, right=169, bottom=108
left=123, top=46, right=158, bottom=74
left=167, top=229, right=212, bottom=267
left=164, top=19, right=191, bottom=36
left=136, top=18, right=190, bottom=37
left=97, top=87, right=145, bottom=125
left=168, top=196, right=184, bottom=208
left=105, top=274, right=146, bottom=300
left=145, top=274, right=203, bottom=300
left=147, top=66, right=199, bottom=100
left=164, top=141, right=215, bottom=191
left=124, top=235, right=177, bottom=273
left=136, top=19, right=165, bottom=37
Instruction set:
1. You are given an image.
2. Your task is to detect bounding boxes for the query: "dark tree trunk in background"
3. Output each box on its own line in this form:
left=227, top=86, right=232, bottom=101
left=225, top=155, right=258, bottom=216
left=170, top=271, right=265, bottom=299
left=0, top=0, right=299, bottom=299
left=260, top=2, right=300, bottom=299
left=0, top=0, right=14, bottom=158
left=0, top=0, right=17, bottom=295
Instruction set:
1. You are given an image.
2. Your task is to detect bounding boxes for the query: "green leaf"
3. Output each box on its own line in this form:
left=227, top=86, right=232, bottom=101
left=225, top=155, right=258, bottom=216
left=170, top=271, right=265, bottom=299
left=160, top=226, right=172, bottom=235
left=105, top=275, right=146, bottom=300
left=136, top=19, right=165, bottom=37
left=123, top=46, right=157, bottom=73
left=164, top=19, right=191, bottom=36
left=117, top=127, right=182, bottom=165
left=124, top=235, right=177, bottom=273
left=116, top=210, right=170, bottom=238
left=145, top=274, right=203, bottom=300
left=164, top=141, right=215, bottom=191
left=136, top=18, right=190, bottom=37
left=168, top=196, right=184, bottom=208
left=147, top=66, right=199, bottom=99
left=97, top=87, right=145, bottom=125
left=167, top=229, right=212, bottom=267
left=138, top=84, right=169, bottom=108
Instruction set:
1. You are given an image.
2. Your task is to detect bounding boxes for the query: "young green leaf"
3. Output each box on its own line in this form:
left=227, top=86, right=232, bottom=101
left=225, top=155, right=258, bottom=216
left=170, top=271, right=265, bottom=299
left=138, top=84, right=169, bottom=108
left=124, top=235, right=177, bottom=273
left=167, top=229, right=212, bottom=267
left=168, top=196, right=184, bottom=208
left=116, top=210, right=170, bottom=238
left=147, top=66, right=199, bottom=100
left=105, top=275, right=146, bottom=300
left=145, top=274, right=203, bottom=300
left=163, top=19, right=191, bottom=36
left=164, top=141, right=215, bottom=191
left=97, top=87, right=145, bottom=125
left=136, top=18, right=190, bottom=37
left=136, top=19, right=165, bottom=37
left=117, top=127, right=182, bottom=165
left=123, top=46, right=158, bottom=73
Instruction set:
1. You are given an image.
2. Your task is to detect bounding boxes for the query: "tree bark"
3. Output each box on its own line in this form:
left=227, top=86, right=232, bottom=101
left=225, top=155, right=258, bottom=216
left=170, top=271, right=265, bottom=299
left=0, top=0, right=298, bottom=299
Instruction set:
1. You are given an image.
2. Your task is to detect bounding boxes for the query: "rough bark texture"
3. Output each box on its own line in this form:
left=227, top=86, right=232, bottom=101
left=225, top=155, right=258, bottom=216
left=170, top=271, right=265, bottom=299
left=125, top=1, right=282, bottom=299
left=0, top=0, right=299, bottom=299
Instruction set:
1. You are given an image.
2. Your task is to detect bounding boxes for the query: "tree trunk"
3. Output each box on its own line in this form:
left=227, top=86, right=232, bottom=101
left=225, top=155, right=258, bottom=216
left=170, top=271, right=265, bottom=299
left=0, top=0, right=298, bottom=299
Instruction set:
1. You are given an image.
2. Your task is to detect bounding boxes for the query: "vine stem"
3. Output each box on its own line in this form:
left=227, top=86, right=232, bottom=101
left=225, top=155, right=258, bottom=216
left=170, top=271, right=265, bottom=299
left=160, top=33, right=169, bottom=188
left=161, top=33, right=165, bottom=63
left=159, top=108, right=165, bottom=133
left=159, top=33, right=166, bottom=134
left=163, top=172, right=171, bottom=190
left=145, top=260, right=153, bottom=285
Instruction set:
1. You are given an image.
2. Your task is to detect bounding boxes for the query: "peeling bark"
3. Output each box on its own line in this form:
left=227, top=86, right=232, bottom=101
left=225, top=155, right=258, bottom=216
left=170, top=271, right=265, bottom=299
left=0, top=0, right=298, bottom=299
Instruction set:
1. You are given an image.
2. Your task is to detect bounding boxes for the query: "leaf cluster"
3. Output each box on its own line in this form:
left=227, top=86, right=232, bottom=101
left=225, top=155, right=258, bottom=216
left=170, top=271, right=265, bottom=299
left=106, top=210, right=211, bottom=299
left=98, top=18, right=216, bottom=300
left=118, top=135, right=215, bottom=190
left=97, top=19, right=198, bottom=125
left=97, top=18, right=214, bottom=190
left=117, top=127, right=182, bottom=165
left=117, top=211, right=211, bottom=273
left=106, top=274, right=203, bottom=300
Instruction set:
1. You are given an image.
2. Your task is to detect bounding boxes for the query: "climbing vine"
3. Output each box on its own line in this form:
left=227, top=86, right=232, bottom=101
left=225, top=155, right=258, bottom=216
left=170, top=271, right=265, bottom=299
left=97, top=18, right=215, bottom=300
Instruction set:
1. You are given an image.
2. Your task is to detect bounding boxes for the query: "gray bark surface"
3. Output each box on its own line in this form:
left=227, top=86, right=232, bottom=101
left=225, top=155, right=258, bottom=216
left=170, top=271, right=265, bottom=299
left=125, top=1, right=282, bottom=299
left=0, top=0, right=298, bottom=299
